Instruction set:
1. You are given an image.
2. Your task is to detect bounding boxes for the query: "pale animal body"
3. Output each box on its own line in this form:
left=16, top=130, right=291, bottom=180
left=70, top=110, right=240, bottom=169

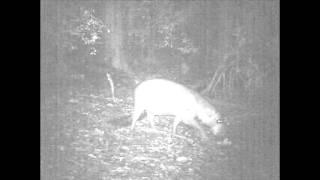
left=131, top=79, right=223, bottom=139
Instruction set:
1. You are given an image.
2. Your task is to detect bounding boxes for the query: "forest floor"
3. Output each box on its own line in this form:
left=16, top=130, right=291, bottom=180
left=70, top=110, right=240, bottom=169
left=41, top=81, right=279, bottom=180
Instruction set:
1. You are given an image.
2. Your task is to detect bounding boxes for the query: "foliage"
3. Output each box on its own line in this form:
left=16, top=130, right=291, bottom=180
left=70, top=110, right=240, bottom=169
left=60, top=7, right=108, bottom=55
left=126, top=1, right=198, bottom=58
left=43, top=0, right=278, bottom=105
left=42, top=1, right=279, bottom=179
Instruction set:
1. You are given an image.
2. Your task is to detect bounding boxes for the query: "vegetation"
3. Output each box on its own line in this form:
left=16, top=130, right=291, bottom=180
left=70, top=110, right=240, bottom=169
left=41, top=0, right=279, bottom=179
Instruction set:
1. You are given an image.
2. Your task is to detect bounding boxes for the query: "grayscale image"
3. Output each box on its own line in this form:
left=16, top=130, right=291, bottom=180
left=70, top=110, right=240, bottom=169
left=41, top=0, right=279, bottom=179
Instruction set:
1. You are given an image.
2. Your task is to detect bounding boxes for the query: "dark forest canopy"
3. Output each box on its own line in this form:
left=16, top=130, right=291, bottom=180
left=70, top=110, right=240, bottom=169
left=41, top=0, right=279, bottom=105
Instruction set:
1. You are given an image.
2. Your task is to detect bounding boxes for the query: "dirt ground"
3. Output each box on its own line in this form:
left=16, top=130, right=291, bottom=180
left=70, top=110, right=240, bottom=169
left=41, top=84, right=279, bottom=180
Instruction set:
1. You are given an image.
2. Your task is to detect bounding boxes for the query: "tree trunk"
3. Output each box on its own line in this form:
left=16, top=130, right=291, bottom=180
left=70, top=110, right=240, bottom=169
left=106, top=1, right=131, bottom=73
